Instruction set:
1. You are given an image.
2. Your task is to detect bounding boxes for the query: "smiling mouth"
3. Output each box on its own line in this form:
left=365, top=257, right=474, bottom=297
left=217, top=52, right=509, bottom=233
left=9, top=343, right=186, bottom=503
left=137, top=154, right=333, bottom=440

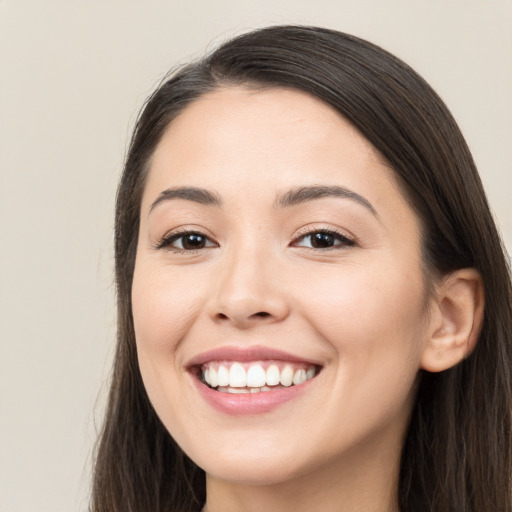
left=196, top=360, right=321, bottom=394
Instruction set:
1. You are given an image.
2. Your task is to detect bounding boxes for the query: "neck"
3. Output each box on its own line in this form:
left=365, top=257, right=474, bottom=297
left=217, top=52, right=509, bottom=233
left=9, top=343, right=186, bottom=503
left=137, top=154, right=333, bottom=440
left=202, top=435, right=401, bottom=512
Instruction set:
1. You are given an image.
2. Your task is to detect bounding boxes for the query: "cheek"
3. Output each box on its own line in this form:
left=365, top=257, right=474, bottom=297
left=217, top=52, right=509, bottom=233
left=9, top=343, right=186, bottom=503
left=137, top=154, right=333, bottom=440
left=297, top=258, right=428, bottom=376
left=130, top=262, right=206, bottom=421
left=131, top=263, right=205, bottom=354
left=131, top=262, right=208, bottom=432
left=295, top=262, right=428, bottom=446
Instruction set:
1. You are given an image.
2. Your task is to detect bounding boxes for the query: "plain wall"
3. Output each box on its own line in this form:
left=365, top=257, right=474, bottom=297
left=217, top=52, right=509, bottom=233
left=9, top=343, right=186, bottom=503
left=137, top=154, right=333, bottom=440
left=1, top=1, right=510, bottom=511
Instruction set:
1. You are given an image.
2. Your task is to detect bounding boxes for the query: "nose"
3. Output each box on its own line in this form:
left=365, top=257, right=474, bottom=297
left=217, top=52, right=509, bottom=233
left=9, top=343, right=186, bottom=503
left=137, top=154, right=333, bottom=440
left=207, top=246, right=290, bottom=329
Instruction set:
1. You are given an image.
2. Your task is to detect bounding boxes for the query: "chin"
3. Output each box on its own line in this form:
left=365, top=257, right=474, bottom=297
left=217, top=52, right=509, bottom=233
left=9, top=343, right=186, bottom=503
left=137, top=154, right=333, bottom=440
left=198, top=454, right=307, bottom=486
left=178, top=427, right=331, bottom=487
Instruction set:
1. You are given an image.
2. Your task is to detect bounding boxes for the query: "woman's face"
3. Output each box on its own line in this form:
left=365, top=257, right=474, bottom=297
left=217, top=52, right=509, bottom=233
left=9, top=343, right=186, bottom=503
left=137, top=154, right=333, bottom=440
left=132, top=87, right=434, bottom=486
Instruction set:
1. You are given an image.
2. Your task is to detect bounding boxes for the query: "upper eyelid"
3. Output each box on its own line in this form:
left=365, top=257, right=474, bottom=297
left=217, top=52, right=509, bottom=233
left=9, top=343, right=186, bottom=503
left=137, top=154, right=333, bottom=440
left=292, top=225, right=355, bottom=241
left=158, top=226, right=215, bottom=240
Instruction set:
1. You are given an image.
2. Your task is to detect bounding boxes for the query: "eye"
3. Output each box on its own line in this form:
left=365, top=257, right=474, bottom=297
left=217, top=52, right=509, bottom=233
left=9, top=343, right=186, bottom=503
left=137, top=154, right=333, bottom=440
left=156, top=231, right=217, bottom=252
left=292, top=229, right=355, bottom=249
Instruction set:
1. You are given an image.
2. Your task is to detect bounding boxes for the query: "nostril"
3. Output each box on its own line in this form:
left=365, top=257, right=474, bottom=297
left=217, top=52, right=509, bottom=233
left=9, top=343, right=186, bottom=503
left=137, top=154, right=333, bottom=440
left=253, top=311, right=271, bottom=318
left=216, top=311, right=270, bottom=321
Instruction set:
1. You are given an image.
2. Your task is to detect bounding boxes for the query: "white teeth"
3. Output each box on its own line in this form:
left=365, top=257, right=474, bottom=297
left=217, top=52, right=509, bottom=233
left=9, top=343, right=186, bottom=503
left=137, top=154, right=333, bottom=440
left=217, top=365, right=229, bottom=387
left=280, top=365, right=294, bottom=387
left=293, top=368, right=307, bottom=385
left=217, top=386, right=274, bottom=394
left=209, top=367, right=218, bottom=387
left=229, top=363, right=247, bottom=388
left=226, top=387, right=250, bottom=394
left=246, top=365, right=266, bottom=387
left=202, top=361, right=319, bottom=391
left=266, top=365, right=280, bottom=386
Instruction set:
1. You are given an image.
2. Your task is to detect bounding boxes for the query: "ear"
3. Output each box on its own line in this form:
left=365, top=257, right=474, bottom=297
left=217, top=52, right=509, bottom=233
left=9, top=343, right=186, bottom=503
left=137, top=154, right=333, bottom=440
left=421, top=268, right=485, bottom=373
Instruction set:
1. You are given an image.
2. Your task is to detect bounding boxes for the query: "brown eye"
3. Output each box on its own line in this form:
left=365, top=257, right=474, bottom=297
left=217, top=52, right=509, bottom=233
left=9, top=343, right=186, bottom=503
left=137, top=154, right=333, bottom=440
left=158, top=231, right=217, bottom=251
left=293, top=230, right=355, bottom=249
left=180, top=234, right=208, bottom=250
left=310, top=232, right=337, bottom=248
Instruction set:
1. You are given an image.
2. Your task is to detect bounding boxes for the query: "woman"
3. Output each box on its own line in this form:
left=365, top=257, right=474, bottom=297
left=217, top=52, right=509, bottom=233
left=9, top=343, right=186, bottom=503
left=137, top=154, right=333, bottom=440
left=91, top=26, right=512, bottom=512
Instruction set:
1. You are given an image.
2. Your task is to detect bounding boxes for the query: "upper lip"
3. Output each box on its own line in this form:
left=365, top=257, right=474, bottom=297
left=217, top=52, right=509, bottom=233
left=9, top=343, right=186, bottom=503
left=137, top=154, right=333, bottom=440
left=186, top=345, right=323, bottom=368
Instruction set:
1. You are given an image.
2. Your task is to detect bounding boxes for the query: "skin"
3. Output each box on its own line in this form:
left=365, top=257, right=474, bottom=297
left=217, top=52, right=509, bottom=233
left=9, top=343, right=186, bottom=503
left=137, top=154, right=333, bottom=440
left=131, top=87, right=471, bottom=512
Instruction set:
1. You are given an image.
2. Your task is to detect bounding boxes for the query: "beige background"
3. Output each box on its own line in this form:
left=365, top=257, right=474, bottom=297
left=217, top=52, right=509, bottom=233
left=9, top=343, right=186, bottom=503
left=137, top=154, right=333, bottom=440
left=1, top=1, right=510, bottom=511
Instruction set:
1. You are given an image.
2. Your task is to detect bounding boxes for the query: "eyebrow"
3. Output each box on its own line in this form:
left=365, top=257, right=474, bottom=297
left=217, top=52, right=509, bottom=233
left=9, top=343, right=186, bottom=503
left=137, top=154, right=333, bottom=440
left=149, top=184, right=377, bottom=217
left=149, top=186, right=222, bottom=212
left=275, top=185, right=377, bottom=216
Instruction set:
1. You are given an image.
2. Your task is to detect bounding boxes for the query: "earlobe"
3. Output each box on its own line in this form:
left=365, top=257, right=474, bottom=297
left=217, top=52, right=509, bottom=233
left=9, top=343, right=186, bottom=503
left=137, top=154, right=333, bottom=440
left=420, top=268, right=485, bottom=373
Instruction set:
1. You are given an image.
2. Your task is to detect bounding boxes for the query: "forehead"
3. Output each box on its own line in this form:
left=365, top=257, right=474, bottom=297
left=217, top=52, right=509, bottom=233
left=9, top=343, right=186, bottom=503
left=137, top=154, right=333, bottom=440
left=162, top=86, right=375, bottom=157
left=145, top=86, right=401, bottom=201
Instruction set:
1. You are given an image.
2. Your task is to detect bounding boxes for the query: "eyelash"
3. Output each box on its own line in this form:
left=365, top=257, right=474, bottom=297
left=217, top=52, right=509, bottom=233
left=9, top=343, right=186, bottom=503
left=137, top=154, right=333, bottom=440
left=291, top=228, right=356, bottom=250
left=155, top=227, right=356, bottom=253
left=155, top=229, right=218, bottom=253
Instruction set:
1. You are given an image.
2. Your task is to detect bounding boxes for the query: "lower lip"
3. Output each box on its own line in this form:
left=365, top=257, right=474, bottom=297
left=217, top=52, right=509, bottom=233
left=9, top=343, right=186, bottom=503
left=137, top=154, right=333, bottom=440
left=192, top=374, right=315, bottom=416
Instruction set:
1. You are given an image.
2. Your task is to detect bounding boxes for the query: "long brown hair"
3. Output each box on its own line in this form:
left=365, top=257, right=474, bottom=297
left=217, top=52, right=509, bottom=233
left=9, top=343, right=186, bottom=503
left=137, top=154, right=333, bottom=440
left=91, top=26, right=512, bottom=512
